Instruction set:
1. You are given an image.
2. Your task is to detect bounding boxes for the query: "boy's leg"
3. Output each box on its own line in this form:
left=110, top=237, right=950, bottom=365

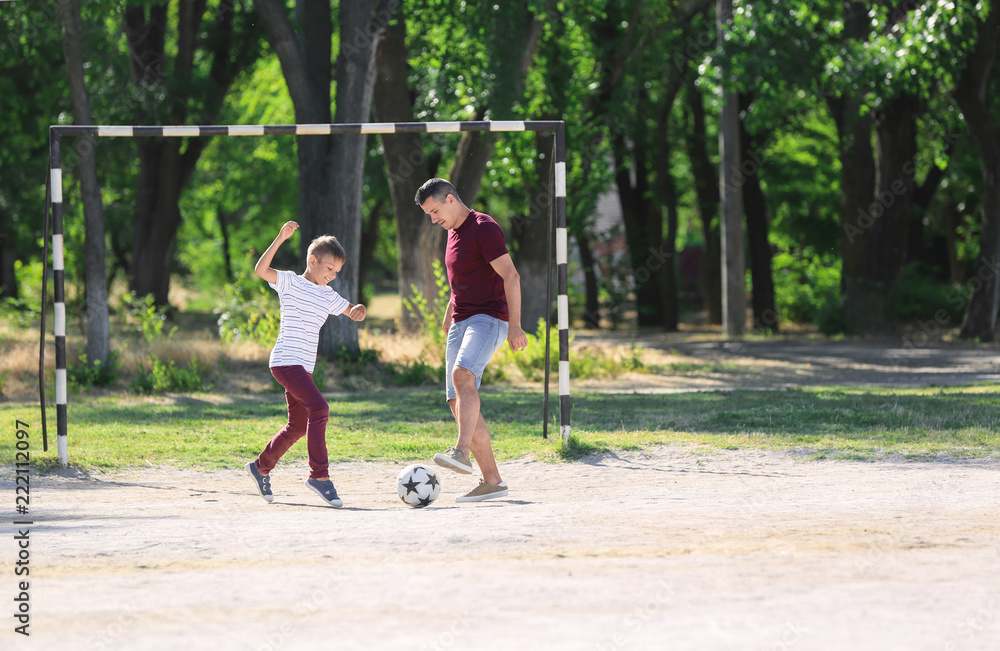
left=256, top=367, right=309, bottom=474
left=274, top=365, right=330, bottom=480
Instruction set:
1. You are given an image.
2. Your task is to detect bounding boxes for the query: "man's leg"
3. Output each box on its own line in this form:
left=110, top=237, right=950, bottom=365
left=449, top=391, right=502, bottom=485
left=451, top=366, right=480, bottom=453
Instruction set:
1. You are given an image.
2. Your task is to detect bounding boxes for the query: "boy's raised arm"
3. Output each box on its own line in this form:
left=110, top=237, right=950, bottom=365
left=255, top=221, right=299, bottom=285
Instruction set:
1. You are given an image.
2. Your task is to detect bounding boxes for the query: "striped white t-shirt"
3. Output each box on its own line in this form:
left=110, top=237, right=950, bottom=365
left=268, top=269, right=350, bottom=373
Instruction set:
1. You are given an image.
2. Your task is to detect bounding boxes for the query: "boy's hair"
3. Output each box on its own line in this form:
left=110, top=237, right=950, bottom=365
left=414, top=178, right=461, bottom=206
left=308, top=235, right=347, bottom=262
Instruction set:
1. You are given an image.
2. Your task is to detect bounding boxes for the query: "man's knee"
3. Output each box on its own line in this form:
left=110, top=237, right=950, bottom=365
left=452, top=366, right=476, bottom=389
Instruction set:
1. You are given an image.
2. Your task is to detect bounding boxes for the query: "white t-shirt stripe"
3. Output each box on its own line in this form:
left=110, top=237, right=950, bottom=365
left=268, top=269, right=350, bottom=373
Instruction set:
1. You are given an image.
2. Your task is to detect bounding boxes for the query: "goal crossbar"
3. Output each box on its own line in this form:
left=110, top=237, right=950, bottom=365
left=42, top=120, right=571, bottom=465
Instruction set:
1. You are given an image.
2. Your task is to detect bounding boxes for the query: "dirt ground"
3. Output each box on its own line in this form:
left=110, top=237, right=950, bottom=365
left=4, top=337, right=1000, bottom=650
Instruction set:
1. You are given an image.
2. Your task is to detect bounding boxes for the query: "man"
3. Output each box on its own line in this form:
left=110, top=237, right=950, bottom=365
left=415, top=178, right=528, bottom=502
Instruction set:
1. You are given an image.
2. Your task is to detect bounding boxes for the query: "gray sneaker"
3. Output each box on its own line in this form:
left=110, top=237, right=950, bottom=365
left=245, top=461, right=273, bottom=503
left=305, top=478, right=344, bottom=508
left=456, top=479, right=509, bottom=503
left=434, top=447, right=474, bottom=474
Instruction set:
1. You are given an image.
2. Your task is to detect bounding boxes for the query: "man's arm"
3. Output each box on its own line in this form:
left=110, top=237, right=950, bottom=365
left=442, top=296, right=455, bottom=334
left=254, top=221, right=298, bottom=285
left=489, top=253, right=528, bottom=352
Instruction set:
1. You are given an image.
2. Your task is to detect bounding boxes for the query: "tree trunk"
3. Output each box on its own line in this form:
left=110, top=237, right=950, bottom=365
left=510, top=130, right=556, bottom=334
left=826, top=1, right=879, bottom=334
left=738, top=93, right=778, bottom=333
left=872, top=94, right=918, bottom=287
left=125, top=1, right=255, bottom=306
left=717, top=0, right=746, bottom=336
left=373, top=20, right=444, bottom=332
left=613, top=123, right=666, bottom=328
left=358, top=197, right=386, bottom=307
left=0, top=241, right=16, bottom=299
left=60, top=0, right=110, bottom=364
left=955, top=3, right=1000, bottom=341
left=654, top=128, right=680, bottom=332
left=316, top=0, right=391, bottom=355
left=910, top=146, right=952, bottom=267
left=684, top=69, right=722, bottom=325
left=257, top=0, right=390, bottom=353
left=576, top=231, right=601, bottom=328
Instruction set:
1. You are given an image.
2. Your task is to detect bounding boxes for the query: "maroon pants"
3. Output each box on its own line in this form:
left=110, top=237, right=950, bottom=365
left=256, top=365, right=330, bottom=479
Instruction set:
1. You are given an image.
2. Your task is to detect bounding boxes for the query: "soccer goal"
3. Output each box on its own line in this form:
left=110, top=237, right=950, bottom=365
left=41, top=120, right=572, bottom=465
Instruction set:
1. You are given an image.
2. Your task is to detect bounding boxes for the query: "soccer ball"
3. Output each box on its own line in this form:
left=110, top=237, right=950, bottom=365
left=396, top=464, right=442, bottom=508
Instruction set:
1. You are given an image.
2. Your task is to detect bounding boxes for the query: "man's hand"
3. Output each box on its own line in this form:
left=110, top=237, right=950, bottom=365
left=347, top=304, right=367, bottom=322
left=507, top=325, right=527, bottom=352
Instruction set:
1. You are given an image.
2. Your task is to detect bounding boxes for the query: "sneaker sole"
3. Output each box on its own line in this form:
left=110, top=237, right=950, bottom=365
left=305, top=480, right=344, bottom=508
left=245, top=462, right=274, bottom=503
left=456, top=488, right=509, bottom=503
left=434, top=453, right=473, bottom=474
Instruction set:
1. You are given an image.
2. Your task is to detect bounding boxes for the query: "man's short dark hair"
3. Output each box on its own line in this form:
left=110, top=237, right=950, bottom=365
left=415, top=178, right=461, bottom=207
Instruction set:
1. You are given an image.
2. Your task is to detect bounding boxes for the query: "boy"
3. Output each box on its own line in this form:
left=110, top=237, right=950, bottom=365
left=245, top=220, right=366, bottom=507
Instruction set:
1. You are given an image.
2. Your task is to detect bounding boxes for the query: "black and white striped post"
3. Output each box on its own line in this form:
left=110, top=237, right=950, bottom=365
left=48, top=129, right=69, bottom=463
left=43, top=120, right=572, bottom=463
left=553, top=124, right=571, bottom=441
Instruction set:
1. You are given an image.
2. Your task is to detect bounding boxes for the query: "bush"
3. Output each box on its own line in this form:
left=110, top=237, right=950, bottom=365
left=216, top=284, right=281, bottom=345
left=492, top=319, right=645, bottom=381
left=133, top=355, right=213, bottom=394
left=122, top=293, right=178, bottom=342
left=886, top=263, right=969, bottom=325
left=771, top=251, right=841, bottom=326
left=332, top=346, right=443, bottom=388
left=401, top=259, right=450, bottom=360
left=69, top=351, right=123, bottom=388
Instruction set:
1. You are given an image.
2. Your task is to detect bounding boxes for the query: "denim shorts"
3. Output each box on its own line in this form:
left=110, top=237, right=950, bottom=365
left=445, top=313, right=509, bottom=401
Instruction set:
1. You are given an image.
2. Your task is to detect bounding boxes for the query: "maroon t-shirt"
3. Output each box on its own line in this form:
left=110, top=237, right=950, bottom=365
left=446, top=210, right=509, bottom=323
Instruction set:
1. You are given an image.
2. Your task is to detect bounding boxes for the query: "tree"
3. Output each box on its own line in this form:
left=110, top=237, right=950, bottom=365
left=372, top=19, right=443, bottom=332
left=59, top=0, right=110, bottom=366
left=125, top=0, right=262, bottom=306
left=0, top=3, right=66, bottom=301
left=717, top=0, right=746, bottom=336
left=256, top=0, right=391, bottom=353
left=954, top=2, right=1000, bottom=340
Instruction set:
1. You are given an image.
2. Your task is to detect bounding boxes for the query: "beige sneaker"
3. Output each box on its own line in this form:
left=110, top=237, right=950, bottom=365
left=434, top=447, right=474, bottom=474
left=456, top=479, right=509, bottom=503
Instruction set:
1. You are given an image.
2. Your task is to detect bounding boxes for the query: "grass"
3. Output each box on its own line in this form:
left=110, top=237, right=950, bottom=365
left=2, top=383, right=998, bottom=472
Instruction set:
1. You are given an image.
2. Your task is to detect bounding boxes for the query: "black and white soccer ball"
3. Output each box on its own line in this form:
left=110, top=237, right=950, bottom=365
left=396, top=464, right=442, bottom=508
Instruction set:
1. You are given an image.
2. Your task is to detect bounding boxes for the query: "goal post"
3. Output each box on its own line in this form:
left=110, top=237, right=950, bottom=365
left=41, top=120, right=572, bottom=465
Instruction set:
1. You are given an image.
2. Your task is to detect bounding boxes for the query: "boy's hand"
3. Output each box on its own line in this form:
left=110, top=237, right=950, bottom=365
left=278, top=221, right=299, bottom=240
left=347, top=304, right=366, bottom=322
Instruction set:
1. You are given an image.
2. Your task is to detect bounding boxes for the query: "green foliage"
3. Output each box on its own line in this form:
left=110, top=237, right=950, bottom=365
left=402, top=259, right=451, bottom=359
left=2, top=296, right=41, bottom=329
left=886, top=263, right=970, bottom=325
left=216, top=284, right=281, bottom=346
left=122, top=293, right=178, bottom=343
left=333, top=346, right=444, bottom=389
left=493, top=319, right=646, bottom=381
left=68, top=351, right=123, bottom=389
left=771, top=250, right=842, bottom=326
left=132, top=356, right=213, bottom=394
